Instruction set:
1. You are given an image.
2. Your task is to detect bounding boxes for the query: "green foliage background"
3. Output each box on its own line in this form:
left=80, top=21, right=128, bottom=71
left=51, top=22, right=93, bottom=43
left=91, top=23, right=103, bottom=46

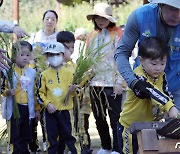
left=0, top=0, right=142, bottom=35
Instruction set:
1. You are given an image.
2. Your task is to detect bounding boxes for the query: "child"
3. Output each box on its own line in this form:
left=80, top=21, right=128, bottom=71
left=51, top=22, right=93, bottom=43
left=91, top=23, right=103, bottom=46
left=1, top=41, right=36, bottom=154
left=71, top=27, right=87, bottom=63
left=86, top=2, right=125, bottom=154
left=118, top=37, right=179, bottom=154
left=56, top=30, right=75, bottom=63
left=74, top=28, right=93, bottom=154
left=57, top=30, right=93, bottom=154
left=56, top=30, right=81, bottom=154
left=36, top=42, right=78, bottom=154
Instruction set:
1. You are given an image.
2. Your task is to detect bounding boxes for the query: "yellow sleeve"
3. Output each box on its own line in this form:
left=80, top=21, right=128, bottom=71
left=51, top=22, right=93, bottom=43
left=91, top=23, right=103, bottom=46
left=149, top=85, right=175, bottom=112
left=37, top=73, right=50, bottom=108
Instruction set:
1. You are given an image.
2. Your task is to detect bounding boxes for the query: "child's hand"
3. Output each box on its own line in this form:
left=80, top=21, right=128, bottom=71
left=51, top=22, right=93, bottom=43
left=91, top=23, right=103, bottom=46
left=47, top=103, right=57, bottom=114
left=168, top=106, right=180, bottom=118
left=35, top=110, right=40, bottom=121
left=6, top=89, right=15, bottom=96
left=88, top=68, right=93, bottom=74
left=69, top=84, right=76, bottom=93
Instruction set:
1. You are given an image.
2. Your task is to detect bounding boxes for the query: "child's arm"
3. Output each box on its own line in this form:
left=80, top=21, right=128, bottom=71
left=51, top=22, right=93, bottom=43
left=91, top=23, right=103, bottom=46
left=36, top=73, right=53, bottom=108
left=146, top=75, right=176, bottom=115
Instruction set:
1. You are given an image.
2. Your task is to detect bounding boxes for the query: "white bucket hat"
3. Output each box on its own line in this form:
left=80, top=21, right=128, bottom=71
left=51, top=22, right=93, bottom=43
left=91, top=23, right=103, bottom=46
left=148, top=0, right=180, bottom=9
left=87, top=3, right=117, bottom=23
left=43, top=42, right=65, bottom=54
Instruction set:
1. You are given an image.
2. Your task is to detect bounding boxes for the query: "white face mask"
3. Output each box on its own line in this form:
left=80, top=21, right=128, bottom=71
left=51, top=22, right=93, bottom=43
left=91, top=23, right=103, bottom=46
left=47, top=55, right=63, bottom=67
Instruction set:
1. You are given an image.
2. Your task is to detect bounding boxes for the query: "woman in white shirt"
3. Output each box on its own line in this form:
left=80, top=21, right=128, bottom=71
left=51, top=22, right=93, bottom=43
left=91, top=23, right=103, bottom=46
left=29, top=10, right=59, bottom=51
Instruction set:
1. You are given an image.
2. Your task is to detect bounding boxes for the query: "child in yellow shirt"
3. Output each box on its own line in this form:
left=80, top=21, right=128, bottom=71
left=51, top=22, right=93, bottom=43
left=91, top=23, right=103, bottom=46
left=36, top=42, right=78, bottom=154
left=1, top=41, right=36, bottom=154
left=118, top=37, right=179, bottom=154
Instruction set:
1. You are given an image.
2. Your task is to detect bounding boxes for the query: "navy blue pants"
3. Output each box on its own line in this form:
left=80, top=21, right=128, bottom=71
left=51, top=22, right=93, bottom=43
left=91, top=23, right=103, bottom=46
left=90, top=87, right=122, bottom=152
left=117, top=122, right=138, bottom=154
left=10, top=104, right=32, bottom=154
left=45, top=110, right=77, bottom=154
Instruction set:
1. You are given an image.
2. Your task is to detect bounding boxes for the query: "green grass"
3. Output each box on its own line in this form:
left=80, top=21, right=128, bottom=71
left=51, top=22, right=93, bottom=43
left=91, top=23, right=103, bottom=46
left=1, top=0, right=142, bottom=34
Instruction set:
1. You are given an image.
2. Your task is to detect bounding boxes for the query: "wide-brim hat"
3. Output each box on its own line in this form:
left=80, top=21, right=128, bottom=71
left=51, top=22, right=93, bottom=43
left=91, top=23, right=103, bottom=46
left=148, top=0, right=180, bottom=9
left=86, top=3, right=117, bottom=23
left=43, top=42, right=65, bottom=54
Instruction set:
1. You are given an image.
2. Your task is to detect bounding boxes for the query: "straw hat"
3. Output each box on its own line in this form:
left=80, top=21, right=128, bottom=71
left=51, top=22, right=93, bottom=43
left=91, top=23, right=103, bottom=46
left=148, top=0, right=180, bottom=9
left=87, top=3, right=117, bottom=23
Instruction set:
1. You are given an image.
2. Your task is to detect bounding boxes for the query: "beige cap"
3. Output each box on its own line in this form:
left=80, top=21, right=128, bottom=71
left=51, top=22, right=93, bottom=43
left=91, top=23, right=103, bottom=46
left=87, top=3, right=117, bottom=23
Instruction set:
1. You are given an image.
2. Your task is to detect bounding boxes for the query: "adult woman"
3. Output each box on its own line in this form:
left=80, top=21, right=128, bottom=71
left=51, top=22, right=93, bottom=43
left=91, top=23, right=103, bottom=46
left=86, top=3, right=124, bottom=154
left=29, top=10, right=58, bottom=49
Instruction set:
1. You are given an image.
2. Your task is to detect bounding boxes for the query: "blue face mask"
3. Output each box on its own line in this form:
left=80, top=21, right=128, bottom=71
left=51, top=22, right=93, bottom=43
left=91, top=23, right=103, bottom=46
left=47, top=55, right=63, bottom=67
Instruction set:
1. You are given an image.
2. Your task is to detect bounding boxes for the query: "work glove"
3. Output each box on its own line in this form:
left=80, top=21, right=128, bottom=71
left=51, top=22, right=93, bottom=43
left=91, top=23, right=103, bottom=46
left=131, top=79, right=153, bottom=99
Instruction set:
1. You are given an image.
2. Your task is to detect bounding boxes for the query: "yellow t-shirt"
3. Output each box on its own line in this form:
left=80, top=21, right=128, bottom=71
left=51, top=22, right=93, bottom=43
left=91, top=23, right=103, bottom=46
left=37, top=65, right=75, bottom=110
left=120, top=65, right=174, bottom=128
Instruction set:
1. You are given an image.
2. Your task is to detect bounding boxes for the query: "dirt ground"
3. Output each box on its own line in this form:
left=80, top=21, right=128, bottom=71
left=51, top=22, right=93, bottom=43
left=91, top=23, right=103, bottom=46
left=0, top=110, right=103, bottom=154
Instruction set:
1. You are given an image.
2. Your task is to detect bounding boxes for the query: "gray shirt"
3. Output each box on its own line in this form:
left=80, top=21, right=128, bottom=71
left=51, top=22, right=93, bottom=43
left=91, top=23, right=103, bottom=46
left=0, top=20, right=15, bottom=33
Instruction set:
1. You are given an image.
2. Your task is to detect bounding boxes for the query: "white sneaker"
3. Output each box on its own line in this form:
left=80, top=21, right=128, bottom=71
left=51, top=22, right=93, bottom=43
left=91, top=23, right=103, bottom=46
left=97, top=148, right=111, bottom=154
left=111, top=151, right=120, bottom=154
left=42, top=141, right=47, bottom=152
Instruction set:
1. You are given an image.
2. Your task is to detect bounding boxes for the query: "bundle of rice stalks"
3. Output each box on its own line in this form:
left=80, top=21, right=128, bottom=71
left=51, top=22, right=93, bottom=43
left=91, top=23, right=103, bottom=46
left=0, top=124, right=7, bottom=140
left=32, top=43, right=48, bottom=77
left=0, top=34, right=20, bottom=119
left=64, top=39, right=109, bottom=105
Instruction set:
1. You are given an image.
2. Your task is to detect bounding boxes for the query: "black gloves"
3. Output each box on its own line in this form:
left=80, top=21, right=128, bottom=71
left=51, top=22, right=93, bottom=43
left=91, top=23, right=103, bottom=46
left=131, top=79, right=153, bottom=99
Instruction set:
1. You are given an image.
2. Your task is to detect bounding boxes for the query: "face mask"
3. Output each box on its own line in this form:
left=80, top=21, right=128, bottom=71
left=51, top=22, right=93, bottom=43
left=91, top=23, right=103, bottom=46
left=47, top=55, right=63, bottom=67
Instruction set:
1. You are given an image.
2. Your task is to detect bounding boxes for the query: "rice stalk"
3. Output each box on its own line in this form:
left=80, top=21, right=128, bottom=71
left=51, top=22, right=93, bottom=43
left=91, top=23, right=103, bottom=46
left=0, top=34, right=20, bottom=120
left=64, top=39, right=110, bottom=105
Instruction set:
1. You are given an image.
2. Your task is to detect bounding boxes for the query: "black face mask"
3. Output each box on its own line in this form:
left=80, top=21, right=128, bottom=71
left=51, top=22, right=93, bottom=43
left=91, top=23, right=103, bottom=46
left=0, top=0, right=3, bottom=7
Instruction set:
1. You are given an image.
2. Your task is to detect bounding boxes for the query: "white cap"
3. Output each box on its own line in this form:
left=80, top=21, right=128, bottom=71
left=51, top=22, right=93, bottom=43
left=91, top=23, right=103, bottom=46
left=148, top=0, right=180, bottom=9
left=43, top=42, right=65, bottom=54
left=74, top=28, right=87, bottom=37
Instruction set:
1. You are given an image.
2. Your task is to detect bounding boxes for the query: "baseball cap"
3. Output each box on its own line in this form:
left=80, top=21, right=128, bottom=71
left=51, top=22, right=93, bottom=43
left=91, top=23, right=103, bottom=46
left=43, top=42, right=65, bottom=54
left=148, top=0, right=180, bottom=9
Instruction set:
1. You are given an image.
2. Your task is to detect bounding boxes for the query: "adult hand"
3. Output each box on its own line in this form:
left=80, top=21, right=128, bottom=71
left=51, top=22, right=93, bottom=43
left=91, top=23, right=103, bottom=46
left=0, top=48, right=11, bottom=70
left=13, top=25, right=29, bottom=38
left=132, top=79, right=153, bottom=99
left=114, top=84, right=123, bottom=96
